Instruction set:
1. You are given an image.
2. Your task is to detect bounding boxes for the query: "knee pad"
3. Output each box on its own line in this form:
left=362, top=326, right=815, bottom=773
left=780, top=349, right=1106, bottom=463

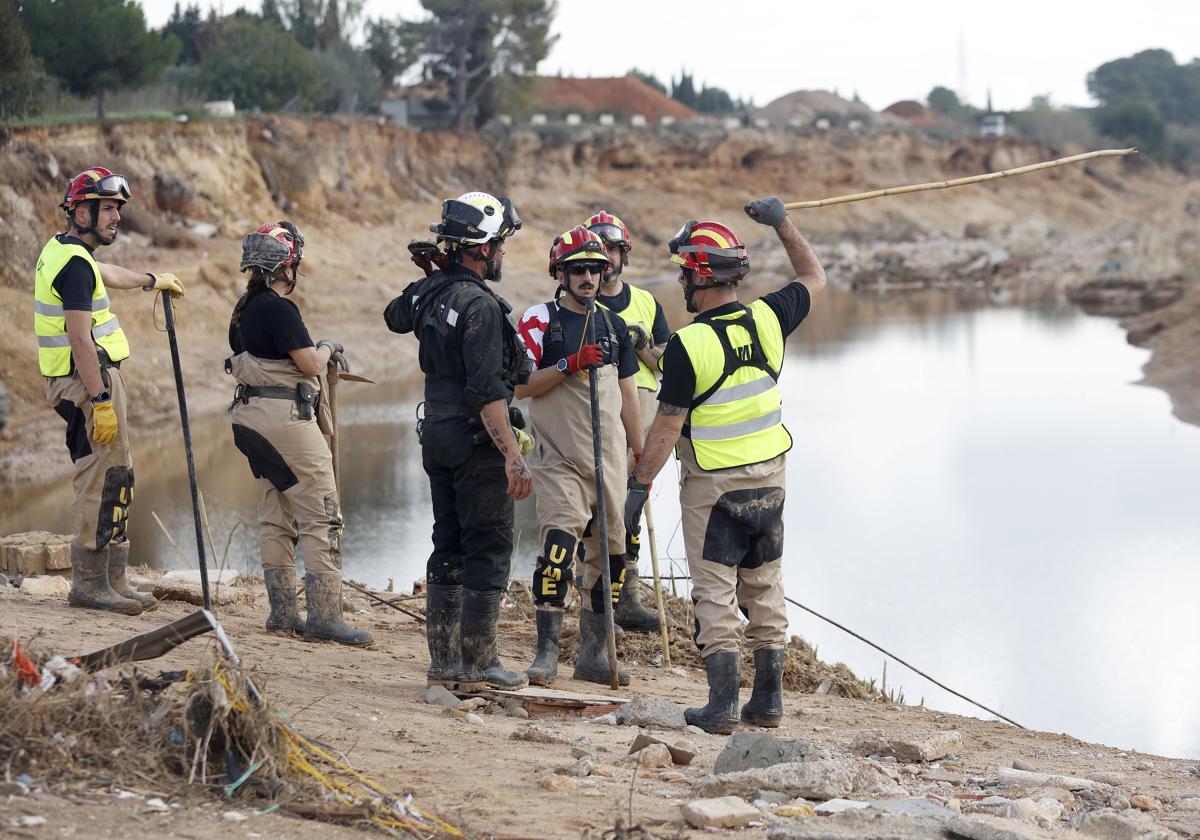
left=96, top=466, right=134, bottom=549
left=586, top=552, right=626, bottom=614
left=533, top=528, right=576, bottom=608
left=323, top=493, right=344, bottom=569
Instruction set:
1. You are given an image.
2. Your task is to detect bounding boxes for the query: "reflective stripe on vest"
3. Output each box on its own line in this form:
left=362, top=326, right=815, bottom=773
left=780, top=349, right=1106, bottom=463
left=671, top=299, right=792, bottom=471
left=600, top=283, right=660, bottom=390
left=33, top=237, right=131, bottom=376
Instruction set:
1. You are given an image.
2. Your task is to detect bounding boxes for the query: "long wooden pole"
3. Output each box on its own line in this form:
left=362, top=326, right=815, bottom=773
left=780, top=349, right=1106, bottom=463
left=642, top=500, right=671, bottom=666
left=783, top=148, right=1137, bottom=211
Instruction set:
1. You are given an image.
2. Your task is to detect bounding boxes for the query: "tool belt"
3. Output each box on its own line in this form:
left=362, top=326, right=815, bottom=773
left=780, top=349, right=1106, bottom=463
left=229, top=381, right=320, bottom=421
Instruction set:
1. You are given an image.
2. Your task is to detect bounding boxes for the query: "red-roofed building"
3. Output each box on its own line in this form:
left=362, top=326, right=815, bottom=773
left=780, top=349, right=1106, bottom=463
left=527, top=75, right=697, bottom=122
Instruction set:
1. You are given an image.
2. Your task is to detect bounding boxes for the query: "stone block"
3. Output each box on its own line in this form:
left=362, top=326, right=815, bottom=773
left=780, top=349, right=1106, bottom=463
left=19, top=576, right=70, bottom=597
left=852, top=729, right=963, bottom=763
left=715, top=731, right=818, bottom=774
left=681, top=796, right=761, bottom=829
left=616, top=696, right=687, bottom=729
left=694, top=758, right=857, bottom=802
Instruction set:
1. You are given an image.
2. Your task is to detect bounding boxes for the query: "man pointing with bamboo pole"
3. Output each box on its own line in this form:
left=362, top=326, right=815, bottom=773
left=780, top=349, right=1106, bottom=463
left=625, top=197, right=825, bottom=733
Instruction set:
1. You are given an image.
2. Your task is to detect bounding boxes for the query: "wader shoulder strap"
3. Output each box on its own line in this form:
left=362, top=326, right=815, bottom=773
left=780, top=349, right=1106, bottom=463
left=542, top=303, right=621, bottom=364
left=691, top=307, right=779, bottom=410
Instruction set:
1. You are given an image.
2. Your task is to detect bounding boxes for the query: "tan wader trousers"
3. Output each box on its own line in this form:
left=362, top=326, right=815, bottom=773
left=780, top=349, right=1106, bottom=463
left=46, top=367, right=134, bottom=552
left=528, top=364, right=626, bottom=610
left=228, top=354, right=341, bottom=576
left=678, top=438, right=789, bottom=658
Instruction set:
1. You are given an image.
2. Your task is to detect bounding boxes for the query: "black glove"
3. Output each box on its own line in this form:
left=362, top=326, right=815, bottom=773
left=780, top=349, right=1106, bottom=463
left=744, top=196, right=787, bottom=228
left=627, top=323, right=650, bottom=350
left=624, top=476, right=650, bottom=535
left=508, top=405, right=526, bottom=430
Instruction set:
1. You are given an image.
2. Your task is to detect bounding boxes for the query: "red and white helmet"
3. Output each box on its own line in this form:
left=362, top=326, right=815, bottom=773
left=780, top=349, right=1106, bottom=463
left=668, top=220, right=749, bottom=282
left=241, top=221, right=304, bottom=273
left=584, top=210, right=631, bottom=252
left=61, top=167, right=130, bottom=211
left=548, top=225, right=610, bottom=277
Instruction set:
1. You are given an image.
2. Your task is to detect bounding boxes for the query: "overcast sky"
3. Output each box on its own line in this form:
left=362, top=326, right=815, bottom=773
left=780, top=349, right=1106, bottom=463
left=140, top=0, right=1199, bottom=112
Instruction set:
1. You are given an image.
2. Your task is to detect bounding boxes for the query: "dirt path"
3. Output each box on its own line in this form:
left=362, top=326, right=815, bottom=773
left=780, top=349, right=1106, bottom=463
left=3, top=583, right=1199, bottom=839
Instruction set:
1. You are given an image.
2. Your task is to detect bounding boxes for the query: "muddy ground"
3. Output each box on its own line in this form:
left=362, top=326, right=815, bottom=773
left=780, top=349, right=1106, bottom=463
left=3, top=581, right=1200, bottom=839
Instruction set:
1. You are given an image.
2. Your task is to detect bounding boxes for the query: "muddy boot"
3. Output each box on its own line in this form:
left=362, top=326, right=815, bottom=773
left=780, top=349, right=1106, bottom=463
left=614, top=560, right=660, bottom=632
left=107, top=542, right=158, bottom=611
left=573, top=608, right=630, bottom=686
left=526, top=608, right=563, bottom=687
left=263, top=568, right=304, bottom=633
left=425, top=584, right=462, bottom=688
left=302, top=572, right=374, bottom=646
left=685, top=650, right=740, bottom=734
left=68, top=544, right=142, bottom=615
left=741, top=648, right=785, bottom=728
left=458, top=588, right=527, bottom=692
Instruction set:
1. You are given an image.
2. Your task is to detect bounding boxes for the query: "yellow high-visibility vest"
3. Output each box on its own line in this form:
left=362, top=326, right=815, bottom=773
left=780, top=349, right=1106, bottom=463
left=670, top=299, right=792, bottom=471
left=600, top=283, right=660, bottom=390
left=34, top=236, right=130, bottom=377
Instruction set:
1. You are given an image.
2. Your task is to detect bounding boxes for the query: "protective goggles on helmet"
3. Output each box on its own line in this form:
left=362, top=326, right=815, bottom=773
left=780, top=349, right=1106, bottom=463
left=587, top=222, right=628, bottom=247
left=92, top=173, right=131, bottom=200
left=433, top=196, right=522, bottom=243
left=668, top=220, right=749, bottom=281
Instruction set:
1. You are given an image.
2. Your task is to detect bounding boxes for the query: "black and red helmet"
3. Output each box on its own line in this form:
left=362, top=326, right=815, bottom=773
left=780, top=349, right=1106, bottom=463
left=241, top=221, right=304, bottom=273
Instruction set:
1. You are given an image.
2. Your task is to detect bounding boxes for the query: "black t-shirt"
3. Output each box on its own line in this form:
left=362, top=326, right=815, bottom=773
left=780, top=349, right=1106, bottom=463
left=517, top=301, right=640, bottom=379
left=597, top=283, right=670, bottom=345
left=229, top=289, right=314, bottom=359
left=658, top=281, right=812, bottom=408
left=51, top=235, right=98, bottom=311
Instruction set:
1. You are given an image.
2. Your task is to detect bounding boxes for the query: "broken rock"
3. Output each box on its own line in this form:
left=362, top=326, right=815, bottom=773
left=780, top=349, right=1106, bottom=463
left=616, top=696, right=687, bottom=729
left=1130, top=795, right=1162, bottom=812
left=681, top=796, right=761, bottom=829
left=693, top=758, right=857, bottom=802
left=511, top=723, right=573, bottom=745
left=852, top=729, right=963, bottom=763
left=539, top=775, right=580, bottom=792
left=18, top=575, right=70, bottom=597
left=948, top=813, right=1062, bottom=839
left=714, top=731, right=818, bottom=774
left=1077, top=808, right=1176, bottom=839
left=423, top=685, right=461, bottom=710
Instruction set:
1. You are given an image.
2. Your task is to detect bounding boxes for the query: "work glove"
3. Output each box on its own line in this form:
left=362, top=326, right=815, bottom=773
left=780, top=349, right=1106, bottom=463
left=316, top=339, right=349, bottom=372
left=565, top=344, right=603, bottom=373
left=515, top=427, right=535, bottom=455
left=90, top=394, right=118, bottom=446
left=627, top=323, right=651, bottom=350
left=145, top=272, right=185, bottom=299
left=624, top=475, right=650, bottom=535
left=744, top=196, right=788, bottom=229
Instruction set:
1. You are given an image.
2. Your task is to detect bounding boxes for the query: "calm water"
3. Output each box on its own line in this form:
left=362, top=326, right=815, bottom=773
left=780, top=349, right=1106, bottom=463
left=5, top=286, right=1199, bottom=758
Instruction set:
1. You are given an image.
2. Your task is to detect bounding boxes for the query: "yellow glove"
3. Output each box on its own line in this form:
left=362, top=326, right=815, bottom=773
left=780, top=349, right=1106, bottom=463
left=91, top=395, right=118, bottom=446
left=515, top=427, right=534, bottom=456
left=146, top=272, right=185, bottom=299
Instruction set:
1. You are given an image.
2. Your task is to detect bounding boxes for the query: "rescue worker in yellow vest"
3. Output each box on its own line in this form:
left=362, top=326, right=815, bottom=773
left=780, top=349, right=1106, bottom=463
left=34, top=167, right=185, bottom=615
left=227, top=221, right=372, bottom=646
left=625, top=198, right=827, bottom=733
left=584, top=210, right=669, bottom=633
left=516, top=226, right=645, bottom=686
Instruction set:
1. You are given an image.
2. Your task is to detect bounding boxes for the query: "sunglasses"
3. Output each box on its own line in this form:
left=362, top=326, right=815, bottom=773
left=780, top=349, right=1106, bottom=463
left=565, top=263, right=604, bottom=277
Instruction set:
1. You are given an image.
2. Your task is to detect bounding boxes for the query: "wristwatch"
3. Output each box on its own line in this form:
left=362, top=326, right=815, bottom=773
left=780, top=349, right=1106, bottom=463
left=556, top=357, right=570, bottom=375
left=91, top=391, right=111, bottom=404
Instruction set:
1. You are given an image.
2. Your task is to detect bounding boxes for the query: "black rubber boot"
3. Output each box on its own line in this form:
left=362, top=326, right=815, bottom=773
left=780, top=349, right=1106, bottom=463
left=458, top=588, right=527, bottom=692
left=107, top=542, right=158, bottom=611
left=425, top=584, right=462, bottom=688
left=685, top=650, right=741, bottom=734
left=526, top=608, right=563, bottom=686
left=614, top=560, right=660, bottom=632
left=741, top=647, right=785, bottom=727
left=263, top=568, right=304, bottom=633
left=69, top=544, right=142, bottom=616
left=302, top=572, right=374, bottom=646
left=573, top=607, right=630, bottom=686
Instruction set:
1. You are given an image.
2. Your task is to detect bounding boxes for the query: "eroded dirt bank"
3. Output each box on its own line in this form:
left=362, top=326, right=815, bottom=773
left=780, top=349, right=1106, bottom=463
left=1, top=118, right=1197, bottom=488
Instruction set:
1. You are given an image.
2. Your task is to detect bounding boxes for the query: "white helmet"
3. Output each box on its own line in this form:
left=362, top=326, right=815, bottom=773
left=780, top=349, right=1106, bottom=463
left=431, top=191, right=522, bottom=246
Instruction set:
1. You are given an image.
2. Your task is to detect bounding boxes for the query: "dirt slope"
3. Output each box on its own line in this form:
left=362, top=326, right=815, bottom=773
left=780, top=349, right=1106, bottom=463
left=0, top=118, right=1195, bottom=489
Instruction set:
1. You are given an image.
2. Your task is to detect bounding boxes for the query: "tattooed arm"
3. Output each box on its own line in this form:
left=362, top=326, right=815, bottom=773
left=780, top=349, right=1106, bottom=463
left=480, top=399, right=532, bottom=500
left=632, top=401, right=687, bottom=486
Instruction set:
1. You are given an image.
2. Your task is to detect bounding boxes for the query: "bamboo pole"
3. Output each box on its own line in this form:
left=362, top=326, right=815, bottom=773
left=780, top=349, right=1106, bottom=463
left=783, top=148, right=1137, bottom=211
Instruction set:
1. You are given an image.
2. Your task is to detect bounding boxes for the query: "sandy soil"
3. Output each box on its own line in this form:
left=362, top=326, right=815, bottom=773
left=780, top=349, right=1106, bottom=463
left=3, top=583, right=1200, bottom=839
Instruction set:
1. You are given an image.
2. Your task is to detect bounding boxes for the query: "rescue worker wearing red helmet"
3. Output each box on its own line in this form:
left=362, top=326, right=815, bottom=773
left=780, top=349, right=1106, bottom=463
left=584, top=210, right=670, bottom=634
left=34, top=167, right=185, bottom=615
left=625, top=198, right=827, bottom=733
left=515, top=226, right=645, bottom=687
left=385, top=192, right=532, bottom=693
left=227, top=221, right=373, bottom=646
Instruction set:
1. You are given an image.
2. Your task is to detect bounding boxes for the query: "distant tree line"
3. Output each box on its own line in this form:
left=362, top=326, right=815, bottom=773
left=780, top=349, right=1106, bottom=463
left=629, top=67, right=749, bottom=114
left=1, top=0, right=556, bottom=127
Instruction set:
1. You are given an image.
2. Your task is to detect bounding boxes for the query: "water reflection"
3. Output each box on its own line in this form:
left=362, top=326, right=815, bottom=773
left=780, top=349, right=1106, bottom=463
left=4, top=286, right=1199, bottom=759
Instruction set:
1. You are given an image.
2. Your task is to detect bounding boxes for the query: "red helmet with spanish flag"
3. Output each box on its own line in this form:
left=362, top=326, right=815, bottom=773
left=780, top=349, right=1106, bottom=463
left=61, top=167, right=131, bottom=211
left=584, top=210, right=631, bottom=252
left=547, top=225, right=610, bottom=277
left=668, top=219, right=749, bottom=282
